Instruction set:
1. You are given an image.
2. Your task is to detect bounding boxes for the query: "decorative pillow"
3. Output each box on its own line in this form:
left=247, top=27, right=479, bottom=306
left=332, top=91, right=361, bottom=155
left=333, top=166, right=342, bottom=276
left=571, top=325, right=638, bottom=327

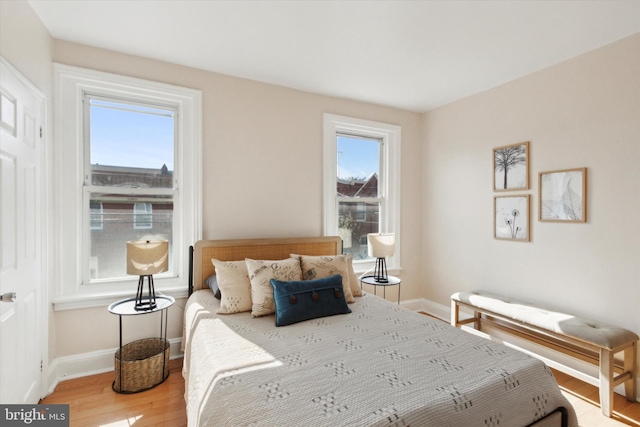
left=204, top=274, right=221, bottom=299
left=211, top=259, right=252, bottom=314
left=344, top=254, right=362, bottom=297
left=291, top=254, right=355, bottom=303
left=270, top=274, right=352, bottom=326
left=245, top=258, right=303, bottom=317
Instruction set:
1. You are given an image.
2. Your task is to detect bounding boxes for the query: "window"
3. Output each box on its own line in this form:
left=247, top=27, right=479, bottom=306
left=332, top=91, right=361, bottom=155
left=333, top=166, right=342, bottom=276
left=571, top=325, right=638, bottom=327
left=323, top=114, right=400, bottom=270
left=356, top=202, right=367, bottom=222
left=133, top=203, right=153, bottom=230
left=86, top=97, right=174, bottom=279
left=337, top=135, right=382, bottom=251
left=54, top=64, right=202, bottom=308
left=89, top=202, right=103, bottom=230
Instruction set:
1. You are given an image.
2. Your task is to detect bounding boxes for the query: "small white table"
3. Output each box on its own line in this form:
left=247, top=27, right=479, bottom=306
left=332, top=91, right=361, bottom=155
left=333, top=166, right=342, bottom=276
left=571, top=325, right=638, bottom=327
left=360, top=275, right=401, bottom=304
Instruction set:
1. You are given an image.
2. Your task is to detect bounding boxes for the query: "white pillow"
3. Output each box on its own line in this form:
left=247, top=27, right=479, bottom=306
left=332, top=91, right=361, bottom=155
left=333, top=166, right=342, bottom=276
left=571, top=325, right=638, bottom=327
left=245, top=258, right=303, bottom=317
left=211, top=259, right=252, bottom=314
left=292, top=254, right=355, bottom=303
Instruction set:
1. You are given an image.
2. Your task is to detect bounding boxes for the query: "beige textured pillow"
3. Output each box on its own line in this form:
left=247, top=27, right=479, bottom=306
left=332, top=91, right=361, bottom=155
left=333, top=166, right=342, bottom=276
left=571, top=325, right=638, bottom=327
left=292, top=254, right=355, bottom=303
left=245, top=258, right=303, bottom=317
left=344, top=254, right=362, bottom=297
left=211, top=259, right=252, bottom=314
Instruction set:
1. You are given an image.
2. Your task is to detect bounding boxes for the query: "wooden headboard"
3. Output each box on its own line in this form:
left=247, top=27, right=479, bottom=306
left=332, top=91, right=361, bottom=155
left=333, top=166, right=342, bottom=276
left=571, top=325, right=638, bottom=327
left=189, top=236, right=342, bottom=294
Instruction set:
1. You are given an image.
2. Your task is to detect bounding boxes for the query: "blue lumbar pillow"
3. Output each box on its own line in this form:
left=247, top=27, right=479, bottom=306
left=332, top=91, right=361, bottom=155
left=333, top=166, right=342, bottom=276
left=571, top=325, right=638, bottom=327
left=270, top=274, right=351, bottom=326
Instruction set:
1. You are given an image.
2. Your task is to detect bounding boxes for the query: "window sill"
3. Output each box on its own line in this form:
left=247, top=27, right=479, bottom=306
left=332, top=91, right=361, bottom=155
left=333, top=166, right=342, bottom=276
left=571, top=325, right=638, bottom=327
left=52, top=286, right=189, bottom=311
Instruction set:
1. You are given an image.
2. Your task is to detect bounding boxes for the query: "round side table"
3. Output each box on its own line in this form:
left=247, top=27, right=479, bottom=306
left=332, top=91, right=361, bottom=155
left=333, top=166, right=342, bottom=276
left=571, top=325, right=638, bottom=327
left=108, top=295, right=175, bottom=393
left=360, top=275, right=401, bottom=304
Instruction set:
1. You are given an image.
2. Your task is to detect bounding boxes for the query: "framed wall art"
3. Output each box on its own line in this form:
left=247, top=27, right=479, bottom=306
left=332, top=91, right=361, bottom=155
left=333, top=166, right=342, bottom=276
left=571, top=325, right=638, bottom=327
left=493, top=141, right=529, bottom=191
left=494, top=194, right=530, bottom=242
left=539, top=167, right=586, bottom=223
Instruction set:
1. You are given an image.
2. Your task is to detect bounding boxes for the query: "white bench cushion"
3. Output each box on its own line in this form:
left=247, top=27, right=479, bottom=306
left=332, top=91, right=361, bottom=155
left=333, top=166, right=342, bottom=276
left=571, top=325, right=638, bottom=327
left=452, top=291, right=638, bottom=350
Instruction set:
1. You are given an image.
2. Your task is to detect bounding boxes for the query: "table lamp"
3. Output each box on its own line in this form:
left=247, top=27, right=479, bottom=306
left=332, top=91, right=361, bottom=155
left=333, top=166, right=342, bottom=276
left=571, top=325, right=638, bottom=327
left=126, top=240, right=168, bottom=311
left=367, top=233, right=395, bottom=283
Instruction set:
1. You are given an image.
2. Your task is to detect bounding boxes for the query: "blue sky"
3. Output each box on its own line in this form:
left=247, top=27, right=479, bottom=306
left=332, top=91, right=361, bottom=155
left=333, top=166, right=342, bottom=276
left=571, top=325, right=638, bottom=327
left=90, top=100, right=174, bottom=170
left=337, top=135, right=379, bottom=180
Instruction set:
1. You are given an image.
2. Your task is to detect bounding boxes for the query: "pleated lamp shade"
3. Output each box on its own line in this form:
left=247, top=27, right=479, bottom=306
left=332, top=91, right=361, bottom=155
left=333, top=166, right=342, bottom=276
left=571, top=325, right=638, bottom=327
left=367, top=233, right=396, bottom=258
left=126, top=240, right=169, bottom=276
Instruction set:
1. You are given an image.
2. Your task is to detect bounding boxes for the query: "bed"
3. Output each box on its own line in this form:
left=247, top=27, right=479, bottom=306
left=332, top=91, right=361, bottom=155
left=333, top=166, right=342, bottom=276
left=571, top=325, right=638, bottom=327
left=183, top=237, right=578, bottom=427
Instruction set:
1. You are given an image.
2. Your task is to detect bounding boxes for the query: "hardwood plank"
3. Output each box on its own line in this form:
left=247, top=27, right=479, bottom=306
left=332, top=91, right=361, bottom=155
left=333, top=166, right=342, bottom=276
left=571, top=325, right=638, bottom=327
left=551, top=369, right=639, bottom=426
left=40, top=358, right=186, bottom=427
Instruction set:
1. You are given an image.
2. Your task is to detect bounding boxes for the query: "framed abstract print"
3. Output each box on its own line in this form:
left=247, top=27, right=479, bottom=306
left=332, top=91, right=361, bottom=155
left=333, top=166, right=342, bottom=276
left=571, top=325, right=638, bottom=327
left=539, top=168, right=586, bottom=223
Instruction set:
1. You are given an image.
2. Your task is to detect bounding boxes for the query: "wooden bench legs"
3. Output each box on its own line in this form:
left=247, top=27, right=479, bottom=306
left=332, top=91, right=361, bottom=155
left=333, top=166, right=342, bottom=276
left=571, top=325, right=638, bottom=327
left=624, top=341, right=638, bottom=402
left=450, top=299, right=480, bottom=329
left=600, top=348, right=615, bottom=417
left=599, top=341, right=637, bottom=417
left=451, top=299, right=638, bottom=418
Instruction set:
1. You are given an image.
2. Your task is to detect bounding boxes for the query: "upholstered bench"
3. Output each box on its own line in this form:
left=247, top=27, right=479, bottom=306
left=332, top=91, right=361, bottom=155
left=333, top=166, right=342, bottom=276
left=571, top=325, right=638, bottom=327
left=451, top=291, right=638, bottom=417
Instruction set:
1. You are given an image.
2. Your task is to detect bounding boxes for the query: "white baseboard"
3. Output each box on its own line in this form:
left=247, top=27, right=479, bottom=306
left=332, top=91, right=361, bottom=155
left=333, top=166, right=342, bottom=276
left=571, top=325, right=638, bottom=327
left=45, top=337, right=183, bottom=397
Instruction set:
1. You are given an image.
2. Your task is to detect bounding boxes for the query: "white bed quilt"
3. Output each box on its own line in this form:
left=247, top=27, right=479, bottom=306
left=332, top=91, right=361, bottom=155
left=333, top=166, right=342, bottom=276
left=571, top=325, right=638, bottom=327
left=183, top=290, right=578, bottom=427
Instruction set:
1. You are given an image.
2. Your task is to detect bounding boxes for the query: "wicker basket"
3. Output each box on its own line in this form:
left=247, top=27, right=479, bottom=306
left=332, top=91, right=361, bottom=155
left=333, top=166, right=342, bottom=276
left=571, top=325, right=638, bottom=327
left=113, top=338, right=170, bottom=393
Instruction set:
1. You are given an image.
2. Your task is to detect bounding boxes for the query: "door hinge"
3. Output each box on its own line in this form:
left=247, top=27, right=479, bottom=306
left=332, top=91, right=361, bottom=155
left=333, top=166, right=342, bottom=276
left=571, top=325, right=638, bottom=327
left=40, top=360, right=43, bottom=372
left=39, top=127, right=43, bottom=138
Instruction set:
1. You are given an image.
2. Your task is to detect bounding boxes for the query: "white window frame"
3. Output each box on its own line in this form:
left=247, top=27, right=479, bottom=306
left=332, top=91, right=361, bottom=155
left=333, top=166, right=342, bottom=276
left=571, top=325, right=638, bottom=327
left=323, top=113, right=401, bottom=273
left=53, top=64, right=202, bottom=310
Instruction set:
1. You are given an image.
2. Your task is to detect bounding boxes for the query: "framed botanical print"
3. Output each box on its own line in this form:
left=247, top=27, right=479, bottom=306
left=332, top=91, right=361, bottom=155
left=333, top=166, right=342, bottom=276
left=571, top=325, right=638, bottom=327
left=539, top=168, right=587, bottom=222
left=493, top=141, right=529, bottom=191
left=494, top=195, right=530, bottom=241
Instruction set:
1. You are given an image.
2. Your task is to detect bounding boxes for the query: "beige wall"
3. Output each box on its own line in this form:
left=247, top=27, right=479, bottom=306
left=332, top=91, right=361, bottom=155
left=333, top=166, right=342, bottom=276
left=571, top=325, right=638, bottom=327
left=5, top=0, right=639, bottom=396
left=0, top=0, right=52, bottom=91
left=422, top=33, right=640, bottom=388
left=50, top=41, right=424, bottom=357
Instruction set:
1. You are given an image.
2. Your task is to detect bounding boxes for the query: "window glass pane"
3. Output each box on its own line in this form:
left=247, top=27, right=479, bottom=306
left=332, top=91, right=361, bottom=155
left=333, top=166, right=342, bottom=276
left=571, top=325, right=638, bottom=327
left=336, top=135, right=380, bottom=196
left=90, top=193, right=173, bottom=280
left=89, top=99, right=174, bottom=188
left=338, top=200, right=380, bottom=259
left=337, top=134, right=381, bottom=257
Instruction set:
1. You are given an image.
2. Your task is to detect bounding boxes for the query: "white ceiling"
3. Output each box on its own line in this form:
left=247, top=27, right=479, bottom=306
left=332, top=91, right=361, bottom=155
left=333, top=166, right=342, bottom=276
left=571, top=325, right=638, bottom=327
left=28, top=0, right=640, bottom=112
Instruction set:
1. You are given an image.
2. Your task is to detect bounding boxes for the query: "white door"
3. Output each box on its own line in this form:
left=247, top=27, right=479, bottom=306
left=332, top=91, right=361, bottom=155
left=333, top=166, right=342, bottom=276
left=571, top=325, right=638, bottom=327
left=0, top=57, right=45, bottom=404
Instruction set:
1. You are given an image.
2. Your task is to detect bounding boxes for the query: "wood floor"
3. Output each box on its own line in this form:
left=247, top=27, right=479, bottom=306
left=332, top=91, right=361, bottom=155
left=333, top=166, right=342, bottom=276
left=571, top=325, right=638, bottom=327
left=551, top=369, right=640, bottom=427
left=40, top=358, right=638, bottom=426
left=40, top=359, right=186, bottom=427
